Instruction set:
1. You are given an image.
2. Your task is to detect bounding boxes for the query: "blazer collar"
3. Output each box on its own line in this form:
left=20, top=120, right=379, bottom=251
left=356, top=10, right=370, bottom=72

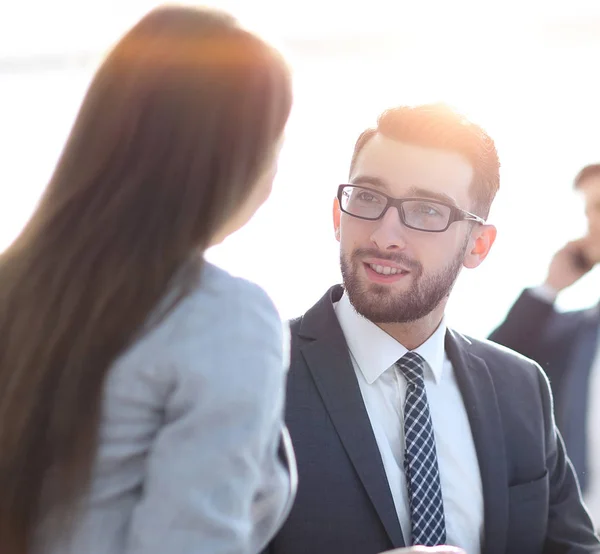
left=298, top=284, right=406, bottom=547
left=445, top=329, right=509, bottom=554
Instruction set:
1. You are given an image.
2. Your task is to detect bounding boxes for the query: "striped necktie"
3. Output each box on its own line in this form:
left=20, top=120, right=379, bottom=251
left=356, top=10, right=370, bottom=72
left=397, top=351, right=446, bottom=546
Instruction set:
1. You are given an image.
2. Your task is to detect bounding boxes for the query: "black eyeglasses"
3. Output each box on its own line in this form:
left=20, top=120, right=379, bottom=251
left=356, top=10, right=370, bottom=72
left=337, top=184, right=485, bottom=233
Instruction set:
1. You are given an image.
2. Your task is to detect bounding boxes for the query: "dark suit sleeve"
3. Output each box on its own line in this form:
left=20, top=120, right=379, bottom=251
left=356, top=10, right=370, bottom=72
left=536, top=365, right=600, bottom=552
left=489, top=289, right=556, bottom=362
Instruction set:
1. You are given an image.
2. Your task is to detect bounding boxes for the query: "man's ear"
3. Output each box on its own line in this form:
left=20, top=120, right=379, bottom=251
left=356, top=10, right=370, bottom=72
left=463, top=224, right=497, bottom=269
left=333, top=197, right=341, bottom=242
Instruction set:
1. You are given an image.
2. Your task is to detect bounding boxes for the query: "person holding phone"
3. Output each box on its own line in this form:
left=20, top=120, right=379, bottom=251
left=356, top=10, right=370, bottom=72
left=490, top=163, right=600, bottom=527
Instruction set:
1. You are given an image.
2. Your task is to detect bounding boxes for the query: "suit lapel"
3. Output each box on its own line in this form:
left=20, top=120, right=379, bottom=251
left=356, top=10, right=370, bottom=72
left=446, top=330, right=508, bottom=554
left=299, top=286, right=405, bottom=548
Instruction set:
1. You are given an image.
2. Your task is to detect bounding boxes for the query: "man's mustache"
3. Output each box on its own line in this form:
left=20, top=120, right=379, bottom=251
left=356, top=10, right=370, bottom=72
left=352, top=248, right=422, bottom=273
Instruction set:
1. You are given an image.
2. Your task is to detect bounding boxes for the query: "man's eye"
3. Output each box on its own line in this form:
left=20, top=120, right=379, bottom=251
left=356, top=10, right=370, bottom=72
left=357, top=192, right=380, bottom=203
left=417, top=204, right=442, bottom=216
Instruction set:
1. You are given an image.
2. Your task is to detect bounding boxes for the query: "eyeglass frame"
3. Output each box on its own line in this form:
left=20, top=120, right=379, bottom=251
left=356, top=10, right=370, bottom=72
left=337, top=184, right=486, bottom=233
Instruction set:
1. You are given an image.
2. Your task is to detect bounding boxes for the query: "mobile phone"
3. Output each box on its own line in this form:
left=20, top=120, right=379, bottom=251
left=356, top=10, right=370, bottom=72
left=571, top=248, right=593, bottom=271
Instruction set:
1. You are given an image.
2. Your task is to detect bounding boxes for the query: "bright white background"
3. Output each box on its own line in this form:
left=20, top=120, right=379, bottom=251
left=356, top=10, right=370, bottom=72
left=1, top=0, right=599, bottom=338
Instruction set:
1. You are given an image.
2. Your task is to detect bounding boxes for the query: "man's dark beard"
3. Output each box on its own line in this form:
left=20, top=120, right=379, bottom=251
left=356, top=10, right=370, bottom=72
left=340, top=246, right=466, bottom=324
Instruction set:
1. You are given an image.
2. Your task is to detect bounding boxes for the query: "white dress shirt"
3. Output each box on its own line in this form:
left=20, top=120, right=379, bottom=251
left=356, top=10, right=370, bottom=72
left=530, top=285, right=600, bottom=528
left=335, top=293, right=484, bottom=554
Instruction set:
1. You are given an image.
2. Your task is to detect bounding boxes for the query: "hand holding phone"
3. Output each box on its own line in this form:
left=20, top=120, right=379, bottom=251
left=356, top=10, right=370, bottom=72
left=545, top=239, right=596, bottom=292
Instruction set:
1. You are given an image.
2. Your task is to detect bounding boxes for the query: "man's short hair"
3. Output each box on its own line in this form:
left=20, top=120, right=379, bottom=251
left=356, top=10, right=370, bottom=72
left=349, top=103, right=500, bottom=218
left=574, top=164, right=600, bottom=189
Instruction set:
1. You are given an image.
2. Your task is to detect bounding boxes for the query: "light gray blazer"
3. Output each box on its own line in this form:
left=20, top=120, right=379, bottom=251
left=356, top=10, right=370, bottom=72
left=35, top=261, right=296, bottom=554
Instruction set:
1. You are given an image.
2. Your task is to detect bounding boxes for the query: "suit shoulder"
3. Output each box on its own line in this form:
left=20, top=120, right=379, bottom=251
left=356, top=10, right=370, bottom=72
left=455, top=332, right=556, bottom=410
left=289, top=315, right=303, bottom=334
left=457, top=331, right=543, bottom=381
left=468, top=333, right=536, bottom=362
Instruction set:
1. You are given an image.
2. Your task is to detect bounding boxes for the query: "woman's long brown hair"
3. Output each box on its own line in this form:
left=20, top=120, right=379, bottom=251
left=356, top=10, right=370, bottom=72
left=0, top=6, right=292, bottom=551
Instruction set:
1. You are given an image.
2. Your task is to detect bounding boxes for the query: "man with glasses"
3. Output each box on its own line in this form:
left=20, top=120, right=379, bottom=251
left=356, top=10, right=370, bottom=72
left=265, top=104, right=598, bottom=554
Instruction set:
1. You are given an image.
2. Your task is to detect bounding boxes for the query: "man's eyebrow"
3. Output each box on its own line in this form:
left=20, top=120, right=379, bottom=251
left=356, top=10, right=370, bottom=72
left=350, top=175, right=390, bottom=192
left=350, top=178, right=459, bottom=207
left=406, top=186, right=458, bottom=207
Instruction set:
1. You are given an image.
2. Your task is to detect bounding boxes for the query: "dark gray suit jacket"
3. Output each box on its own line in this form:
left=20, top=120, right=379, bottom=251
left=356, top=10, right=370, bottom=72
left=267, top=286, right=600, bottom=554
left=490, top=289, right=600, bottom=493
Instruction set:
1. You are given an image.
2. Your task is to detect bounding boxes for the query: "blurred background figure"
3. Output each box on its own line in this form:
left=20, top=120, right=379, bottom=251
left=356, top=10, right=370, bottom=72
left=0, top=5, right=294, bottom=554
left=490, top=163, right=600, bottom=525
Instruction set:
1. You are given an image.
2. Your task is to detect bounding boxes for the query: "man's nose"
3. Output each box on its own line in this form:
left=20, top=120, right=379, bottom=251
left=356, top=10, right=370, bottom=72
left=369, top=207, right=409, bottom=251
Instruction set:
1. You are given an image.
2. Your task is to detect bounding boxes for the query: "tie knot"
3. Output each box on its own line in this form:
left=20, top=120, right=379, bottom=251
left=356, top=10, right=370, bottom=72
left=396, top=351, right=426, bottom=385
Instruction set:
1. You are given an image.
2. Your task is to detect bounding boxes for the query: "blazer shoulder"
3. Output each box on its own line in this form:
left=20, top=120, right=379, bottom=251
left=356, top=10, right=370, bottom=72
left=289, top=315, right=303, bottom=335
left=458, top=331, right=543, bottom=381
left=456, top=333, right=558, bottom=421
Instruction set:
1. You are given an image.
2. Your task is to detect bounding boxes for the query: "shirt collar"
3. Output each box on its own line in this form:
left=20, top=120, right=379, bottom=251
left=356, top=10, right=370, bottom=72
left=334, top=292, right=447, bottom=385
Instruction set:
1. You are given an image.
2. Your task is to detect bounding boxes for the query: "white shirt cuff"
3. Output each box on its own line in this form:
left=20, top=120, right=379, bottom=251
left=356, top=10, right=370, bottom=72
left=529, top=284, right=559, bottom=304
